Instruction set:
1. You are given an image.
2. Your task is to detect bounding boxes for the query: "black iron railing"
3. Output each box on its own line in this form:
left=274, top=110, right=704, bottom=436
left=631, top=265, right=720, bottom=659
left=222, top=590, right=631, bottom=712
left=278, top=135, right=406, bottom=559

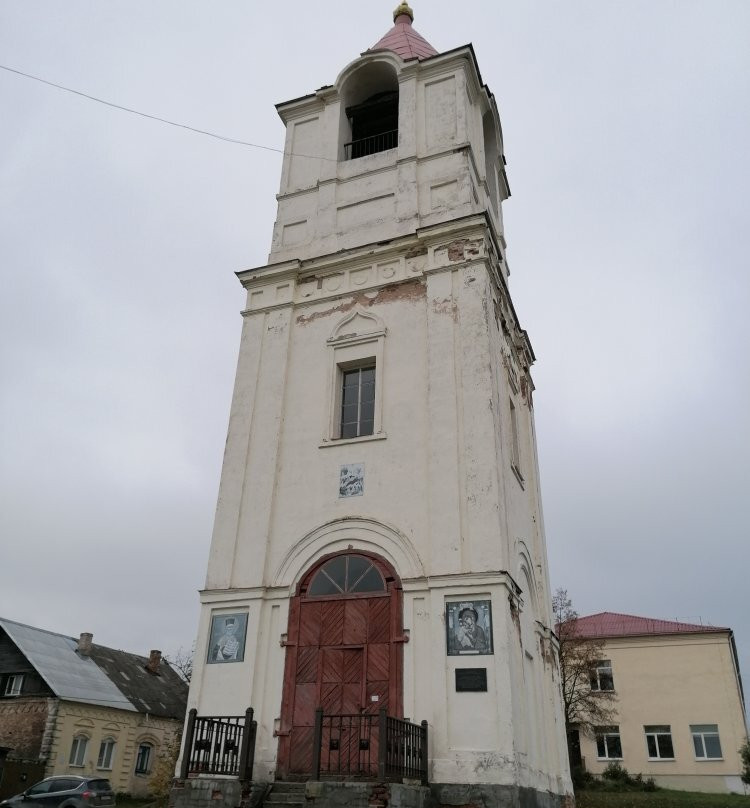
left=383, top=713, right=428, bottom=783
left=312, top=708, right=428, bottom=784
left=344, top=130, right=398, bottom=160
left=180, top=708, right=257, bottom=780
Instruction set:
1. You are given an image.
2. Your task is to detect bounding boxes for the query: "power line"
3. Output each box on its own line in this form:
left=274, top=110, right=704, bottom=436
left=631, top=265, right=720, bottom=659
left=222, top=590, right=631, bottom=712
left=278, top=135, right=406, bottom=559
left=0, top=63, right=335, bottom=161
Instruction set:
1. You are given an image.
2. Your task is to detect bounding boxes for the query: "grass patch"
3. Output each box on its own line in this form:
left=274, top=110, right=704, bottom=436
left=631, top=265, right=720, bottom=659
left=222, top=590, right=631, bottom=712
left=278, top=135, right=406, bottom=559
left=576, top=789, right=750, bottom=808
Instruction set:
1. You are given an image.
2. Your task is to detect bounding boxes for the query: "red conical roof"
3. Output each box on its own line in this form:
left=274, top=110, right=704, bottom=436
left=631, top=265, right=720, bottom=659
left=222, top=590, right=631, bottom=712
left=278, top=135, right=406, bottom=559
left=368, top=3, right=438, bottom=62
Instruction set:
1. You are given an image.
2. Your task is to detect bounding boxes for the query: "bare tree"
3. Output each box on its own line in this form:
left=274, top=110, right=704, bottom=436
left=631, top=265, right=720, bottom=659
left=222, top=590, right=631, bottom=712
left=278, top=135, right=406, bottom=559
left=553, top=589, right=617, bottom=744
left=166, top=644, right=194, bottom=683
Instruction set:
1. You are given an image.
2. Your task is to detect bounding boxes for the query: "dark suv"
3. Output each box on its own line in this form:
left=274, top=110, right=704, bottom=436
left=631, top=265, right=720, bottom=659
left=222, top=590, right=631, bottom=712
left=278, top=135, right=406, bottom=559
left=0, top=777, right=115, bottom=808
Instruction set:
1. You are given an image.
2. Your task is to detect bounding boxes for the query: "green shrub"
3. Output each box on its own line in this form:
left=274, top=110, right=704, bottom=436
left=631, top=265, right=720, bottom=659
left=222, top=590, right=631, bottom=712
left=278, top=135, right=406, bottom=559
left=741, top=737, right=750, bottom=786
left=602, top=762, right=631, bottom=782
left=577, top=763, right=658, bottom=793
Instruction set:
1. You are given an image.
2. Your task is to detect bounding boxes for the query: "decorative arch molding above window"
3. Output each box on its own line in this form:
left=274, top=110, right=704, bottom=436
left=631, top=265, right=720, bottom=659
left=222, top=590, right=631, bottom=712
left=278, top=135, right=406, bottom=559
left=322, top=309, right=386, bottom=445
left=273, top=517, right=425, bottom=591
left=328, top=308, right=386, bottom=346
left=515, top=541, right=540, bottom=618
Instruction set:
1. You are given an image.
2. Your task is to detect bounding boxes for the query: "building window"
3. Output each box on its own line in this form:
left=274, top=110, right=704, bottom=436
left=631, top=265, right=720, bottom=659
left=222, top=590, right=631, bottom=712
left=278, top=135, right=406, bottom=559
left=595, top=726, right=623, bottom=760
left=97, top=738, right=116, bottom=770
left=324, top=310, right=385, bottom=445
left=3, top=674, right=23, bottom=696
left=135, top=743, right=152, bottom=774
left=69, top=735, right=88, bottom=767
left=645, top=725, right=674, bottom=759
left=340, top=365, right=375, bottom=438
left=509, top=399, right=524, bottom=484
left=307, top=553, right=386, bottom=596
left=344, top=91, right=398, bottom=160
left=590, top=659, right=615, bottom=691
left=691, top=724, right=722, bottom=759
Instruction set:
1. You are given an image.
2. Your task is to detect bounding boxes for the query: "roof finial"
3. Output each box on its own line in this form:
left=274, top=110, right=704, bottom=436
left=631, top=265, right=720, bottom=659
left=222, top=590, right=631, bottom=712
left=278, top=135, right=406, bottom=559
left=393, top=2, right=414, bottom=23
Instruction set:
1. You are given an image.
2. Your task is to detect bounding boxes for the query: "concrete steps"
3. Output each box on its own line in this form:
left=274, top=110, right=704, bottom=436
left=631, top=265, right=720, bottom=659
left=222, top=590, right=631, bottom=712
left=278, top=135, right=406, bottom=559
left=262, top=782, right=307, bottom=807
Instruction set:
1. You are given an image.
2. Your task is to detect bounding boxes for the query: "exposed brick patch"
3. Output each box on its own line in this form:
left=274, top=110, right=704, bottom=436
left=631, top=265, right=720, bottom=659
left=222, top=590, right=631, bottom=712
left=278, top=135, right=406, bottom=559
left=446, top=239, right=482, bottom=262
left=369, top=782, right=389, bottom=808
left=0, top=698, right=50, bottom=759
left=296, top=279, right=426, bottom=325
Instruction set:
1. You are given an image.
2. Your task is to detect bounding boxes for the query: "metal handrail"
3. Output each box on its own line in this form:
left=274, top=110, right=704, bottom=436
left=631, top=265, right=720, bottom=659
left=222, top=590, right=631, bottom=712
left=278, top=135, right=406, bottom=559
left=312, top=707, right=428, bottom=784
left=344, top=130, right=398, bottom=160
left=180, top=708, right=257, bottom=780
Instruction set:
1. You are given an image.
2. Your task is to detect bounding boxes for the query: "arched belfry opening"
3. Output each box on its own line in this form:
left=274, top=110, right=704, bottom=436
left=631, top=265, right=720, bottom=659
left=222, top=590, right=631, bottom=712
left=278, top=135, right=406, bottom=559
left=340, top=62, right=399, bottom=160
left=276, top=551, right=404, bottom=778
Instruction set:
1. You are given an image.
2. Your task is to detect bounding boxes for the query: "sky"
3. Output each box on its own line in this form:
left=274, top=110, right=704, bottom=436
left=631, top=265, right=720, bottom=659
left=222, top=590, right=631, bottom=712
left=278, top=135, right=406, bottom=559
left=1, top=2, right=748, bottom=689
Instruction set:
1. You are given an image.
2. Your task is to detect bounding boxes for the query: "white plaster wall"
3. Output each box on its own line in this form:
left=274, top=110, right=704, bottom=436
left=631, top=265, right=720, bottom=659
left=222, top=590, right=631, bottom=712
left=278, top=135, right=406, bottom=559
left=269, top=50, right=504, bottom=265
left=190, top=221, right=570, bottom=794
left=186, top=41, right=570, bottom=799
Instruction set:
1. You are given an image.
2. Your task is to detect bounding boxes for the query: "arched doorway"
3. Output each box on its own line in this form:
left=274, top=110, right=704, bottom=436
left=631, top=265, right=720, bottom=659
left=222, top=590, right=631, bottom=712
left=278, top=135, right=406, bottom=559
left=276, top=551, right=403, bottom=778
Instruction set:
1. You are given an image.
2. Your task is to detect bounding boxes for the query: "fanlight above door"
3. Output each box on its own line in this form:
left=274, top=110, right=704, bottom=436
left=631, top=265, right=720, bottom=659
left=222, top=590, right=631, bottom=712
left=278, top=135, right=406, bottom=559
left=306, top=554, right=386, bottom=596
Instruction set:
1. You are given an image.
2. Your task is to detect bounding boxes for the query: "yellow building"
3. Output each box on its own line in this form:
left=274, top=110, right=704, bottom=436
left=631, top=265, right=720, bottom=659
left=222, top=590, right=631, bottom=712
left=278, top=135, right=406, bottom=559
left=571, top=612, right=747, bottom=794
left=0, top=619, right=187, bottom=799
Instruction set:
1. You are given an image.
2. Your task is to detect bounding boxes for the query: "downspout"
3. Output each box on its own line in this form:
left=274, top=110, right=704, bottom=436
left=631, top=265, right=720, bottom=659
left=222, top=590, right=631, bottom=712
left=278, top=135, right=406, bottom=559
left=729, top=631, right=747, bottom=728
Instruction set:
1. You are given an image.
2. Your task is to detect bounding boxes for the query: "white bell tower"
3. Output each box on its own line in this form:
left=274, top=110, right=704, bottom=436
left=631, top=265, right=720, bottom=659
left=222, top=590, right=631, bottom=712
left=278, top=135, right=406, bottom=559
left=182, top=5, right=572, bottom=806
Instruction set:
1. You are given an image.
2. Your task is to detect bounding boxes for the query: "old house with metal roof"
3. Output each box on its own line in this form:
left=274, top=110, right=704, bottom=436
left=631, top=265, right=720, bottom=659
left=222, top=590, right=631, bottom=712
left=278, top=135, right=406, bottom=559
left=0, top=618, right=187, bottom=799
left=568, top=612, right=747, bottom=794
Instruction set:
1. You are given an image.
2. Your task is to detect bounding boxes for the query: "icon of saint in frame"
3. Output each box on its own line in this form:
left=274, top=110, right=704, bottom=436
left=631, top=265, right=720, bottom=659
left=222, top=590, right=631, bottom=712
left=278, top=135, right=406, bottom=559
left=446, top=600, right=493, bottom=655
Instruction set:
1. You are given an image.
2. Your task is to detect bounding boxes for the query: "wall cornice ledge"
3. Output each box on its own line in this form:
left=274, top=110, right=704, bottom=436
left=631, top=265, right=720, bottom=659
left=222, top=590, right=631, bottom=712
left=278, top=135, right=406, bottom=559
left=402, top=570, right=517, bottom=593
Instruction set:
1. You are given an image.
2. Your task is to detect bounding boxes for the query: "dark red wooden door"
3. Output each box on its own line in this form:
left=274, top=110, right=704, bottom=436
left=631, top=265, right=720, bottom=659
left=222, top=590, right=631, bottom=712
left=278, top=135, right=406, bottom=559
left=277, top=553, right=403, bottom=778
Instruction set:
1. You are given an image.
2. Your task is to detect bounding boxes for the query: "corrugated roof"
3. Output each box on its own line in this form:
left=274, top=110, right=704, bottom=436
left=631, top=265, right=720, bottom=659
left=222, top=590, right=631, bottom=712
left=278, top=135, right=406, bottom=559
left=87, top=645, right=186, bottom=720
left=0, top=618, right=187, bottom=718
left=569, top=611, right=729, bottom=639
left=368, top=10, right=438, bottom=62
left=0, top=619, right=135, bottom=711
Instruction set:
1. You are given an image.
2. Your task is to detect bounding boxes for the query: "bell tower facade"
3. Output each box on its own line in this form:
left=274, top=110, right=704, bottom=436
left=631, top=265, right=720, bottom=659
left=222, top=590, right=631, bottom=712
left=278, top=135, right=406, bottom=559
left=183, top=6, right=572, bottom=806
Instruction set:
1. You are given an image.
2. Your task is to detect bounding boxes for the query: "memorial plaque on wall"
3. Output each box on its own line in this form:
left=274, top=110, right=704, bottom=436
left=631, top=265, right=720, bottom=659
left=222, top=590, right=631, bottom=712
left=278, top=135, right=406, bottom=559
left=455, top=667, right=488, bottom=692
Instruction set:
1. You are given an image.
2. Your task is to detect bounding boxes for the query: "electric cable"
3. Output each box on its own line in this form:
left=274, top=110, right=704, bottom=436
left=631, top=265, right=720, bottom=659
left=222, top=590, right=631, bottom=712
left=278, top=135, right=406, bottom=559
left=0, top=63, right=336, bottom=161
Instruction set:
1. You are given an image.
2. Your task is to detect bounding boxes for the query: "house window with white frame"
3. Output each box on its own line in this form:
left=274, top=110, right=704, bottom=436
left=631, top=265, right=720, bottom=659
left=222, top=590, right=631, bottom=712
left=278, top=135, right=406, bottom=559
left=595, top=726, right=623, bottom=760
left=69, top=734, right=88, bottom=767
left=644, top=725, right=674, bottom=759
left=97, top=738, right=116, bottom=770
left=590, top=659, right=615, bottom=691
left=340, top=364, right=375, bottom=438
left=135, top=743, right=152, bottom=775
left=3, top=674, right=23, bottom=696
left=691, top=724, right=722, bottom=759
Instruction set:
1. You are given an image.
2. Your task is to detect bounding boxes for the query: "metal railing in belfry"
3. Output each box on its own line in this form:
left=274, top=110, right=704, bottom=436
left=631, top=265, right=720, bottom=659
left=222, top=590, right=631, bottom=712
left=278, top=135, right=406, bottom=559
left=180, top=708, right=257, bottom=780
left=344, top=130, right=398, bottom=160
left=312, top=707, right=428, bottom=785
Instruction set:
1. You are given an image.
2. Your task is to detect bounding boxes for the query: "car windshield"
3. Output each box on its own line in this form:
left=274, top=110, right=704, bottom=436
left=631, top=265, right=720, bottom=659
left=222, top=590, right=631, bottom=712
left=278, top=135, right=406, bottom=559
left=88, top=781, right=112, bottom=792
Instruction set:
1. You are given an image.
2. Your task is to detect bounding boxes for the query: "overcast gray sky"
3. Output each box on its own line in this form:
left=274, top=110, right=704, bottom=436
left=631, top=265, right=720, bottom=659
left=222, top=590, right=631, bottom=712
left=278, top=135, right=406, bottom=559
left=1, top=2, right=748, bottom=689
